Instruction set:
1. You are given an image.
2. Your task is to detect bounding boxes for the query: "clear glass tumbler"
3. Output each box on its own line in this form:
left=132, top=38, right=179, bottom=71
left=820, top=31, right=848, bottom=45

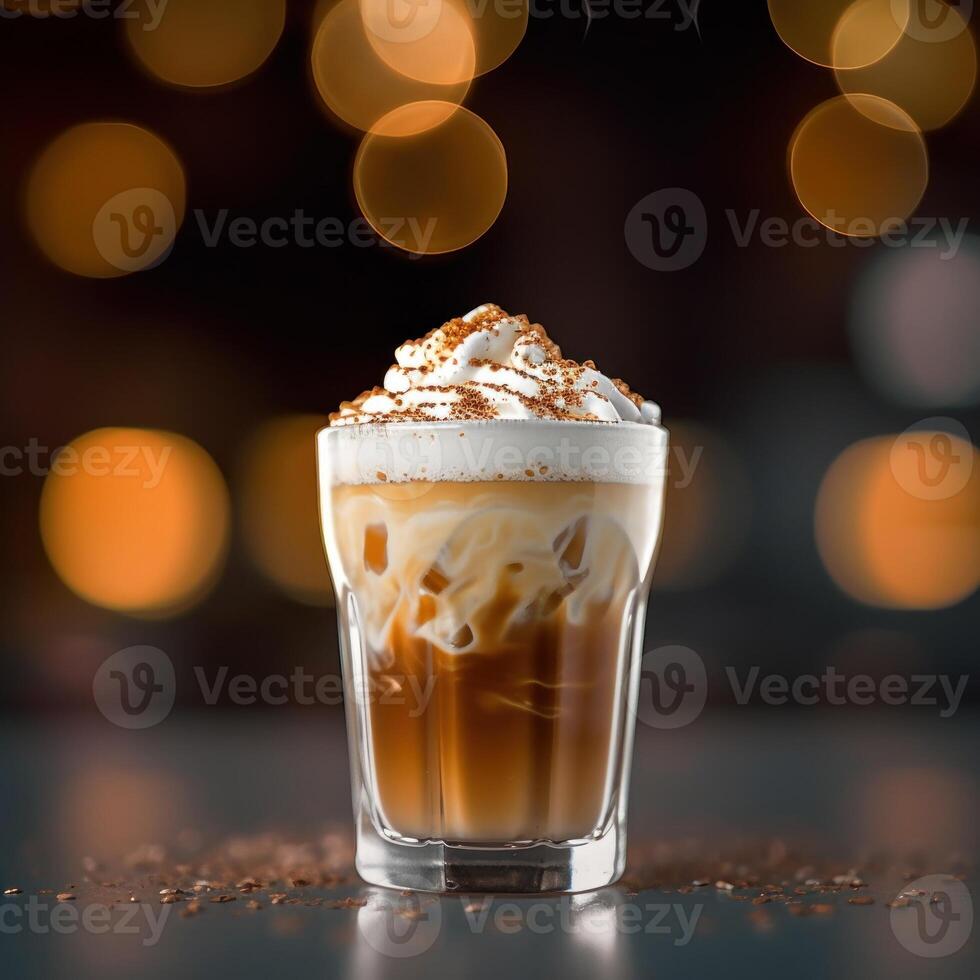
left=318, top=420, right=667, bottom=892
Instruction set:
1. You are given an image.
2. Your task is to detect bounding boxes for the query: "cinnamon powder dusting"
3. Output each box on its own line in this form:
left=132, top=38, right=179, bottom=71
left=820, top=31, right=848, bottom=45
left=329, top=305, right=649, bottom=424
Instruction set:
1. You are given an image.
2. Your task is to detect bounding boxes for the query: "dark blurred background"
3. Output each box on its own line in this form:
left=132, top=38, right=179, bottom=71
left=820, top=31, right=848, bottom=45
left=2, top=0, right=978, bottom=708
left=1, top=4, right=979, bottom=977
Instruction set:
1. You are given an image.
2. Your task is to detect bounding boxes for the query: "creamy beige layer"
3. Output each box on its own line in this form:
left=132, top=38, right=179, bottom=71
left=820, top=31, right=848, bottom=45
left=327, top=480, right=661, bottom=843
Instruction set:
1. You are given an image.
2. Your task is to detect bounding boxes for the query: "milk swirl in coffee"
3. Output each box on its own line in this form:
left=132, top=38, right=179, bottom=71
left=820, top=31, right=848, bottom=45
left=320, top=306, right=665, bottom=847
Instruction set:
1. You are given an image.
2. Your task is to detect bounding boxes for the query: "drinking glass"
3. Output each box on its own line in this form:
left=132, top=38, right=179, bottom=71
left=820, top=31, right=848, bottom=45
left=318, top=420, right=667, bottom=892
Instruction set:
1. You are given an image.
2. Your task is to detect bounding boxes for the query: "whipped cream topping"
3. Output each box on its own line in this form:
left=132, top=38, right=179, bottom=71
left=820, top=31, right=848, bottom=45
left=329, top=304, right=661, bottom=426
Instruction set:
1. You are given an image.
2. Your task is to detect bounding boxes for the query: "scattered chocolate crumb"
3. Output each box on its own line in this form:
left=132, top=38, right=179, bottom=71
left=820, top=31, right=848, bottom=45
left=180, top=901, right=203, bottom=918
left=848, top=896, right=874, bottom=906
left=325, top=897, right=367, bottom=910
left=160, top=894, right=180, bottom=904
left=210, top=895, right=236, bottom=903
left=246, top=900, right=263, bottom=911
left=56, top=893, right=76, bottom=902
left=3, top=888, right=22, bottom=896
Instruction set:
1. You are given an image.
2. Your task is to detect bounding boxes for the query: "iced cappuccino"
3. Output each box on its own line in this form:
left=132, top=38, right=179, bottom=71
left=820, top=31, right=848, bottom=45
left=318, top=305, right=667, bottom=892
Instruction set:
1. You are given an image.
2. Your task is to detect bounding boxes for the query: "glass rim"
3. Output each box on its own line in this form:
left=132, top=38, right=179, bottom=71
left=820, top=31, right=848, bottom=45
left=317, top=417, right=669, bottom=440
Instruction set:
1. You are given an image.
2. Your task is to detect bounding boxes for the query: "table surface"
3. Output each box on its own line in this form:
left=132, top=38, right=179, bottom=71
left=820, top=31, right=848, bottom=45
left=1, top=709, right=976, bottom=979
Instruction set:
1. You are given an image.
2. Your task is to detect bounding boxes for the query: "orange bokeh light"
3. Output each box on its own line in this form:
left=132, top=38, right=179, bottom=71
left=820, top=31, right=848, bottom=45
left=354, top=102, right=508, bottom=254
left=835, top=3, right=977, bottom=131
left=815, top=435, right=980, bottom=609
left=40, top=428, right=230, bottom=617
left=25, top=122, right=186, bottom=278
left=125, top=0, right=286, bottom=89
left=359, top=0, right=477, bottom=86
left=240, top=415, right=334, bottom=607
left=789, top=95, right=927, bottom=237
left=468, top=0, right=528, bottom=75
left=769, top=0, right=909, bottom=68
left=311, top=0, right=470, bottom=136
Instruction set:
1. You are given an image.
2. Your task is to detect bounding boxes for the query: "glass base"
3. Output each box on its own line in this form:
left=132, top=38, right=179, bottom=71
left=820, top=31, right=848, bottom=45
left=354, top=810, right=626, bottom=894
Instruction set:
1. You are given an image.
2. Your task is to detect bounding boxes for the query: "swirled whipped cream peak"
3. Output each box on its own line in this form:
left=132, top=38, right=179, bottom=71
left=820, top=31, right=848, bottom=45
left=329, top=304, right=661, bottom=425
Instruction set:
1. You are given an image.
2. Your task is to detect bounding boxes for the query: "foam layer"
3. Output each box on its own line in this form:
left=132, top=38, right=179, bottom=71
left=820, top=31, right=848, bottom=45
left=329, top=304, right=661, bottom=426
left=318, top=419, right=669, bottom=485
